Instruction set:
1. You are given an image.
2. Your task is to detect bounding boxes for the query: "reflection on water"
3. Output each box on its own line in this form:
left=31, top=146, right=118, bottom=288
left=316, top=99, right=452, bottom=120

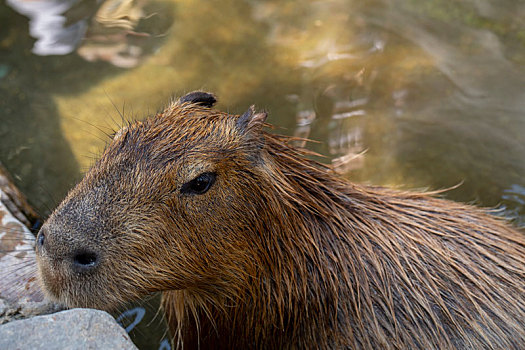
left=501, top=184, right=525, bottom=227
left=117, top=306, right=146, bottom=333
left=6, top=0, right=170, bottom=67
left=1, top=0, right=524, bottom=348
left=6, top=0, right=88, bottom=56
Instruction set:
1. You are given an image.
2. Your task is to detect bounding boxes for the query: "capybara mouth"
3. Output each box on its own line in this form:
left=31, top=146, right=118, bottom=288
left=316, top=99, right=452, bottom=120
left=35, top=252, right=98, bottom=309
left=36, top=255, right=133, bottom=311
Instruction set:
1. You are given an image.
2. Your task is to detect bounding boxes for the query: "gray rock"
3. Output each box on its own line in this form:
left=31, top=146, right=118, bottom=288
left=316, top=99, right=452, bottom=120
left=0, top=190, right=62, bottom=324
left=0, top=308, right=138, bottom=349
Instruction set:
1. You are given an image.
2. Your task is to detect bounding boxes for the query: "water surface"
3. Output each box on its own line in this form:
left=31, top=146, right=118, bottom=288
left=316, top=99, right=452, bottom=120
left=1, top=0, right=524, bottom=348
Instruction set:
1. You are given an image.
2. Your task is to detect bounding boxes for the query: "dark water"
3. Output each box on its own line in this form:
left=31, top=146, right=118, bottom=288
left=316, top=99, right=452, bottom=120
left=1, top=0, right=524, bottom=348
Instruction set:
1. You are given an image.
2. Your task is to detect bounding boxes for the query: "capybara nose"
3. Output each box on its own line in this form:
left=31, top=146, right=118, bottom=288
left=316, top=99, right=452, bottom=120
left=71, top=250, right=99, bottom=273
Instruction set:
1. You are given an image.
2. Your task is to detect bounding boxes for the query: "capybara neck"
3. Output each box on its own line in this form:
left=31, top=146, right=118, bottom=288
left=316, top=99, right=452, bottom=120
left=165, top=129, right=525, bottom=349
left=35, top=92, right=525, bottom=350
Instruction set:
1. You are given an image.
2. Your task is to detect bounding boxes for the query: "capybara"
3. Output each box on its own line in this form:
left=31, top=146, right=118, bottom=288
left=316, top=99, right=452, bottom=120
left=35, top=92, right=525, bottom=349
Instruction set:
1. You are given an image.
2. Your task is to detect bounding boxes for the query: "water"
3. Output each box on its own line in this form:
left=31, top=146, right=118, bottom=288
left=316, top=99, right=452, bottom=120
left=1, top=0, right=524, bottom=348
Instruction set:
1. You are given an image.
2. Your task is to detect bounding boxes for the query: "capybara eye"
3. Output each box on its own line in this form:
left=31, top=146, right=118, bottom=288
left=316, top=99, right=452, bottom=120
left=181, top=172, right=216, bottom=195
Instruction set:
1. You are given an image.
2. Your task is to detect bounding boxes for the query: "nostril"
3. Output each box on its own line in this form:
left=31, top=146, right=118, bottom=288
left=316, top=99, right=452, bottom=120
left=72, top=251, right=99, bottom=271
left=37, top=230, right=45, bottom=248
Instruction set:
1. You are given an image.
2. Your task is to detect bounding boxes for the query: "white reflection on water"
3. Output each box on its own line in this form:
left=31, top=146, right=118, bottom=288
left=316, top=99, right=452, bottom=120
left=6, top=0, right=154, bottom=67
left=6, top=0, right=87, bottom=55
left=116, top=306, right=146, bottom=333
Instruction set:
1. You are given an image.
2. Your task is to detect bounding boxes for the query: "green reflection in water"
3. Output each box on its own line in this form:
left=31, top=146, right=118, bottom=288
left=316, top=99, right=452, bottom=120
left=1, top=0, right=524, bottom=348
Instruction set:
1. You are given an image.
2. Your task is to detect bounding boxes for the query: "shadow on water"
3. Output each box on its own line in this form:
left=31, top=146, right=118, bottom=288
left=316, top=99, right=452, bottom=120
left=1, top=2, right=77, bottom=217
left=1, top=2, right=119, bottom=216
left=0, top=0, right=175, bottom=217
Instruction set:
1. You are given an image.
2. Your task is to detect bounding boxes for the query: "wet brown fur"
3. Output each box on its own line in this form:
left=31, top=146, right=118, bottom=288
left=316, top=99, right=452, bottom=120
left=36, top=93, right=525, bottom=349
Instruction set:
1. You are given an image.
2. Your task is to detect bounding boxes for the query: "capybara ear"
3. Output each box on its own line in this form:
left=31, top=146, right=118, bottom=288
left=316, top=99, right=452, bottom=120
left=179, top=91, right=217, bottom=108
left=236, top=105, right=268, bottom=134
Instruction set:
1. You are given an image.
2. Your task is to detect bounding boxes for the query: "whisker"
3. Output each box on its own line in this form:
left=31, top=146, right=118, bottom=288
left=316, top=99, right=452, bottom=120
left=1, top=260, right=37, bottom=270
left=2, top=261, right=38, bottom=271
left=104, top=90, right=127, bottom=131
left=62, top=115, right=113, bottom=139
left=0, top=251, right=36, bottom=255
left=0, top=280, right=43, bottom=301
left=36, top=183, right=58, bottom=213
left=0, top=225, right=37, bottom=233
left=122, top=100, right=127, bottom=128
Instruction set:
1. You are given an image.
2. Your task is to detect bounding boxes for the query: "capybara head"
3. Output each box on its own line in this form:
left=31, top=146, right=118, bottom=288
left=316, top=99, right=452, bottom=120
left=35, top=92, right=271, bottom=310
